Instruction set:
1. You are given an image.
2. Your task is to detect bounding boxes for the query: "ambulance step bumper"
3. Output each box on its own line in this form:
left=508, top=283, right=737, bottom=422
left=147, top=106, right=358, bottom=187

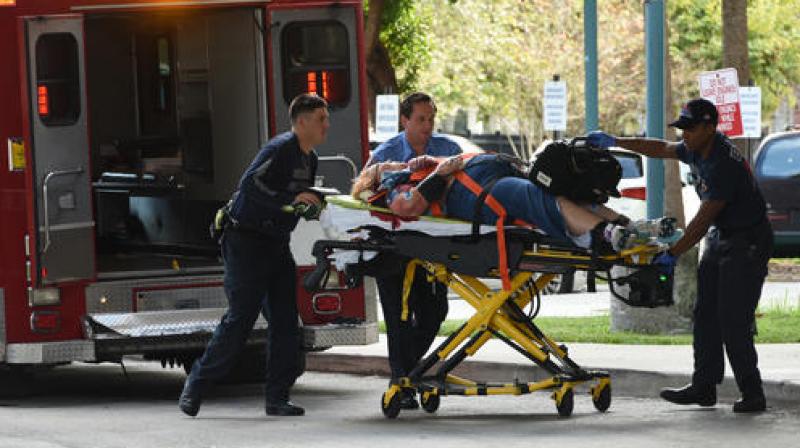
left=75, top=309, right=378, bottom=360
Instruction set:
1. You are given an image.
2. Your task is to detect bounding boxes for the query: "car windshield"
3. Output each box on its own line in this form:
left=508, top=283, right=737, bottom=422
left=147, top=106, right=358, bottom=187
left=611, top=152, right=643, bottom=179
left=758, top=136, right=800, bottom=178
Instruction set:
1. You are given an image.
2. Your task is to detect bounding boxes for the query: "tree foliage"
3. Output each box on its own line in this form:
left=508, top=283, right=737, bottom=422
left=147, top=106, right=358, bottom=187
left=669, top=0, right=800, bottom=115
left=412, top=0, right=648, bottom=151
left=380, top=0, right=800, bottom=140
left=366, top=0, right=431, bottom=93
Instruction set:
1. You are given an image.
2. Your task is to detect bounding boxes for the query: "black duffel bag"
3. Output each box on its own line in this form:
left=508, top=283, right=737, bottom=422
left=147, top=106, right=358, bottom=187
left=529, top=137, right=622, bottom=204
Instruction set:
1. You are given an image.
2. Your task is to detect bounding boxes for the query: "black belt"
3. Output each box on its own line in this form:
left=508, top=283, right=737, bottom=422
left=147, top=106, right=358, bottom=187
left=717, top=218, right=768, bottom=241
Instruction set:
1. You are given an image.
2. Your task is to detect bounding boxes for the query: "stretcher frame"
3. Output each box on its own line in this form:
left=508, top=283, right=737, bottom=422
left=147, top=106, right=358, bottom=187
left=307, top=200, right=673, bottom=419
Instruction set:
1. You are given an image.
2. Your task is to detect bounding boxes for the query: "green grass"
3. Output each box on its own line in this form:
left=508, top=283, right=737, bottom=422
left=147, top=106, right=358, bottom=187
left=379, top=305, right=800, bottom=344
left=772, top=257, right=800, bottom=265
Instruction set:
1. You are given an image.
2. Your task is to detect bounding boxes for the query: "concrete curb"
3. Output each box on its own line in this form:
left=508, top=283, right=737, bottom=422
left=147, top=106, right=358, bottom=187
left=307, top=353, right=800, bottom=406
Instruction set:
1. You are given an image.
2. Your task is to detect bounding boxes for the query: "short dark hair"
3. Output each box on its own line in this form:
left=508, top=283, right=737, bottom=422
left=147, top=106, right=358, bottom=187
left=400, top=92, right=436, bottom=119
left=289, top=94, right=328, bottom=123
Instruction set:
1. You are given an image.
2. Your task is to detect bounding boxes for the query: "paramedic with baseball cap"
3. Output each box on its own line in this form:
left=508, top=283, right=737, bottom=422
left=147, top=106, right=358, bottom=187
left=587, top=97, right=773, bottom=413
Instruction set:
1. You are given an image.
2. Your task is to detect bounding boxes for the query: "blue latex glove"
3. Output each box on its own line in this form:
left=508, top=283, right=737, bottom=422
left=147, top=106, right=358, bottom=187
left=652, top=250, right=678, bottom=276
left=587, top=131, right=617, bottom=149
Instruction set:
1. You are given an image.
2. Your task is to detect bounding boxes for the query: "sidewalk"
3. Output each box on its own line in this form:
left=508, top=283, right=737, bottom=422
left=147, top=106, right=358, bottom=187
left=311, top=335, right=800, bottom=403
left=308, top=281, right=800, bottom=405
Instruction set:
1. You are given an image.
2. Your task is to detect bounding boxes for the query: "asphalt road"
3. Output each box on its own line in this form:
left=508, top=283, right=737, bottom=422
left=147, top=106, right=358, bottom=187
left=0, top=361, right=798, bottom=448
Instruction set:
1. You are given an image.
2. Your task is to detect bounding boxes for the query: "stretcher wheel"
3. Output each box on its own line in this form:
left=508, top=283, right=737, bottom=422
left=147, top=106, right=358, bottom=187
left=381, top=392, right=402, bottom=419
left=421, top=393, right=440, bottom=413
left=592, top=385, right=612, bottom=412
left=555, top=389, right=574, bottom=417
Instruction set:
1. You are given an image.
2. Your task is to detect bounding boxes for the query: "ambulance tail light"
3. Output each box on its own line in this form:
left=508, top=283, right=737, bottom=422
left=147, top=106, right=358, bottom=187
left=30, top=311, right=61, bottom=333
left=312, top=293, right=342, bottom=315
left=304, top=70, right=347, bottom=104
left=621, top=187, right=646, bottom=201
left=37, top=85, right=49, bottom=117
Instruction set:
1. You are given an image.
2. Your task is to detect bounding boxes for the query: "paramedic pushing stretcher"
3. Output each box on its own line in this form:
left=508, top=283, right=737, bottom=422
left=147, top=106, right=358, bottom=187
left=179, top=94, right=329, bottom=418
left=366, top=93, right=461, bottom=410
left=589, top=98, right=773, bottom=413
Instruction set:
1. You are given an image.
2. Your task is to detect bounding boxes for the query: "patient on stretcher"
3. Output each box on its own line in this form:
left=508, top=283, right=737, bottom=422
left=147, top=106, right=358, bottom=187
left=352, top=153, right=635, bottom=254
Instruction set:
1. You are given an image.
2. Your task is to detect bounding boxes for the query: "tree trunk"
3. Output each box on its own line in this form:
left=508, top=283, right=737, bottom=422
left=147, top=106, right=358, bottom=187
left=364, top=0, right=384, bottom=58
left=364, top=0, right=398, bottom=127
left=722, top=0, right=749, bottom=83
left=722, top=0, right=754, bottom=160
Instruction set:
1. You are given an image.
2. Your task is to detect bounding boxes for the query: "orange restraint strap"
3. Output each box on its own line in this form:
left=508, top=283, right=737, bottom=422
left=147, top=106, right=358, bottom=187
left=452, top=171, right=515, bottom=290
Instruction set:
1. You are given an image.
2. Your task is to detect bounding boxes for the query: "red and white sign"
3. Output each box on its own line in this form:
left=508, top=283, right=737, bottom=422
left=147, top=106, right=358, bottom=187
left=698, top=68, right=743, bottom=137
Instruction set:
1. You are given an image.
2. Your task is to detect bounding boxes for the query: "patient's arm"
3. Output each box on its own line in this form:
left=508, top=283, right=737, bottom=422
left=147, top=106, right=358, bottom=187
left=388, top=165, right=455, bottom=217
left=589, top=204, right=629, bottom=224
left=388, top=186, right=429, bottom=217
left=408, top=155, right=438, bottom=171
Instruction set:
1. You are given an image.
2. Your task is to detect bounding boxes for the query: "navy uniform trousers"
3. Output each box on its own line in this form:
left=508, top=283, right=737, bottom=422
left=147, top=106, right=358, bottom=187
left=186, top=229, right=300, bottom=402
left=692, top=220, right=773, bottom=395
left=377, top=263, right=448, bottom=381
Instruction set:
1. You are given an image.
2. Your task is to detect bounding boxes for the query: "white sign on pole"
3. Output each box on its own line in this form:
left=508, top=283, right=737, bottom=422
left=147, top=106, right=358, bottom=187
left=698, top=68, right=743, bottom=137
left=374, top=94, right=400, bottom=141
left=543, top=81, right=567, bottom=131
left=738, top=86, right=762, bottom=138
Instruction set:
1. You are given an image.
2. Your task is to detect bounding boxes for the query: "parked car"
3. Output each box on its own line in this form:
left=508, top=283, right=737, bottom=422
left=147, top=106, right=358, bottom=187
left=753, top=131, right=800, bottom=256
left=605, top=148, right=701, bottom=223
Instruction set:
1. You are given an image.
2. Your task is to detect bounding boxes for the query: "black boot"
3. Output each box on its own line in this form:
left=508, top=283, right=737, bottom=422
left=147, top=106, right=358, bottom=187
left=266, top=399, right=305, bottom=416
left=733, top=394, right=766, bottom=413
left=734, top=375, right=766, bottom=413
left=178, top=380, right=203, bottom=417
left=659, top=383, right=716, bottom=407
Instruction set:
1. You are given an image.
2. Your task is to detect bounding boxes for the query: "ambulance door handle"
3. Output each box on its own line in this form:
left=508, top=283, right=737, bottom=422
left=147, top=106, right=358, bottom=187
left=42, top=167, right=84, bottom=253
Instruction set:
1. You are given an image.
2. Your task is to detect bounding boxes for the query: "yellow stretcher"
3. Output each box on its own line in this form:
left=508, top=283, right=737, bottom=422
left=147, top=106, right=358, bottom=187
left=306, top=195, right=673, bottom=419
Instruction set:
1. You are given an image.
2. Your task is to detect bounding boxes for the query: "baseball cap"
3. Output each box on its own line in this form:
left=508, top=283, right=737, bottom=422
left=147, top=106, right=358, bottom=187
left=669, top=98, right=719, bottom=129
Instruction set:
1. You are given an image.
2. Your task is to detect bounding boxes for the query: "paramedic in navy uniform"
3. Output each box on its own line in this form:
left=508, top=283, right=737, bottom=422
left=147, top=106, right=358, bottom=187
left=588, top=98, right=773, bottom=413
left=179, top=94, right=329, bottom=417
left=367, top=92, right=461, bottom=409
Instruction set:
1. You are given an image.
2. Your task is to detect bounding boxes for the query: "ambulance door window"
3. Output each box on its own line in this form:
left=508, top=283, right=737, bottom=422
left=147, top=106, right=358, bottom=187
left=282, top=22, right=349, bottom=106
left=136, top=32, right=176, bottom=136
left=156, top=36, right=172, bottom=112
left=35, top=33, right=81, bottom=126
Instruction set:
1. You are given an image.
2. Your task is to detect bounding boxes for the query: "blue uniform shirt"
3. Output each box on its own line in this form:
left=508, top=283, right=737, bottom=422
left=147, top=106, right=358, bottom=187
left=674, top=131, right=766, bottom=230
left=230, top=132, right=317, bottom=240
left=370, top=132, right=462, bottom=164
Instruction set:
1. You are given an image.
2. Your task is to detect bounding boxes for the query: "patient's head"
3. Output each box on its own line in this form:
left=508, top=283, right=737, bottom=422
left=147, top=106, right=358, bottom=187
left=351, top=162, right=408, bottom=201
left=351, top=164, right=380, bottom=201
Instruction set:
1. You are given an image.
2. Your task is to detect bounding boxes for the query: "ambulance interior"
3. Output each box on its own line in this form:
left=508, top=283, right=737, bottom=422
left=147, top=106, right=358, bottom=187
left=84, top=8, right=269, bottom=276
